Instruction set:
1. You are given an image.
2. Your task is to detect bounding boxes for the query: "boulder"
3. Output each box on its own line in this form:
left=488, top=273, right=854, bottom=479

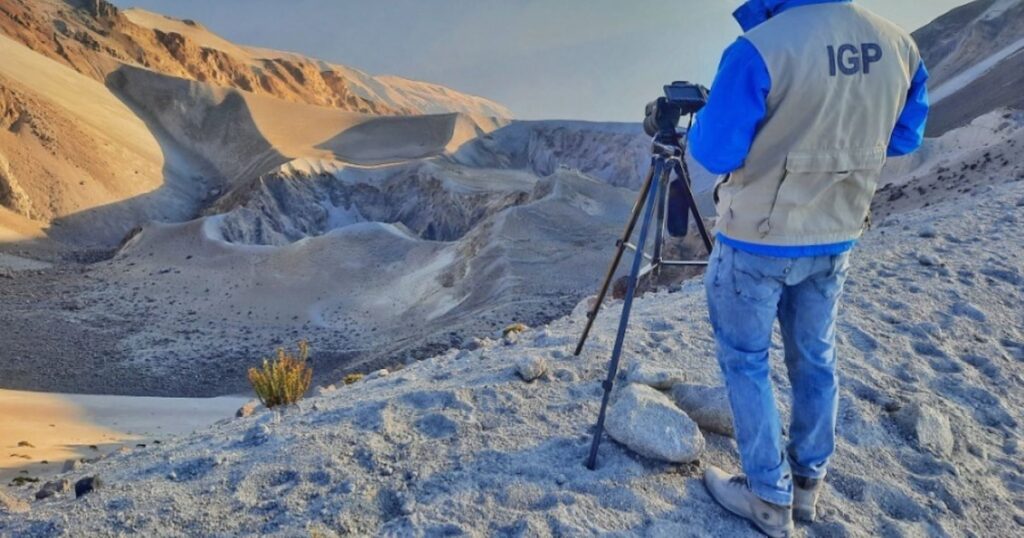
left=35, top=478, right=71, bottom=500
left=894, top=403, right=954, bottom=457
left=670, top=383, right=735, bottom=437
left=515, top=356, right=548, bottom=382
left=605, top=384, right=705, bottom=463
left=623, top=362, right=686, bottom=390
left=62, top=459, right=82, bottom=473
left=74, top=475, right=102, bottom=498
left=0, top=490, right=30, bottom=513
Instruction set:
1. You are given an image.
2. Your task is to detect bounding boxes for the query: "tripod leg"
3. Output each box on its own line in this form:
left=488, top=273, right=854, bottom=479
left=585, top=162, right=666, bottom=470
left=674, top=161, right=715, bottom=255
left=650, top=168, right=670, bottom=276
left=573, top=159, right=658, bottom=357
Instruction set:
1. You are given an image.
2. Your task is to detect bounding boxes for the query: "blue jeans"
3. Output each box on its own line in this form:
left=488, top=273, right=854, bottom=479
left=704, top=241, right=850, bottom=506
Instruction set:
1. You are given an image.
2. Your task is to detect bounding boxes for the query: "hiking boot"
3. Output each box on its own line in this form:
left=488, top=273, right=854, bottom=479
left=704, top=465, right=795, bottom=538
left=793, top=475, right=823, bottom=523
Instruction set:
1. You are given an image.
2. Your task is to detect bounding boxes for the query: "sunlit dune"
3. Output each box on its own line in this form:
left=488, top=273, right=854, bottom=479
left=0, top=389, right=246, bottom=485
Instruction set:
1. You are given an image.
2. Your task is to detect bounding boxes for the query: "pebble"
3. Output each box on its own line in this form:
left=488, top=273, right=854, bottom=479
left=918, top=225, right=938, bottom=238
left=515, top=356, right=548, bottom=382
left=918, top=254, right=944, bottom=267
left=894, top=403, right=954, bottom=457
left=74, top=476, right=102, bottom=498
left=365, top=369, right=390, bottom=381
left=35, top=479, right=71, bottom=500
left=623, top=362, right=686, bottom=390
left=243, top=423, right=272, bottom=446
left=235, top=400, right=261, bottom=418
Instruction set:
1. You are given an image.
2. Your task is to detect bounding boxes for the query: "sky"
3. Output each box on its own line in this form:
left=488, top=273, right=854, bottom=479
left=114, top=0, right=971, bottom=121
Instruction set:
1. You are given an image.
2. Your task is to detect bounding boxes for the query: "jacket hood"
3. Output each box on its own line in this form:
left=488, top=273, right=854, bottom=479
left=733, top=0, right=852, bottom=32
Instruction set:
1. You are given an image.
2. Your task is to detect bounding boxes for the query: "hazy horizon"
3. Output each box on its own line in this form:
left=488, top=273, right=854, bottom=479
left=114, top=1, right=972, bottom=121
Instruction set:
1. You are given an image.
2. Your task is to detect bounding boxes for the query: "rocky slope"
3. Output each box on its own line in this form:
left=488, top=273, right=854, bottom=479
left=1, top=113, right=1022, bottom=536
left=914, top=0, right=1024, bottom=135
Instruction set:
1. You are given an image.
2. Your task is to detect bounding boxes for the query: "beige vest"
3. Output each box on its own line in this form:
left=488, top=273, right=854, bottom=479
left=714, top=3, right=921, bottom=246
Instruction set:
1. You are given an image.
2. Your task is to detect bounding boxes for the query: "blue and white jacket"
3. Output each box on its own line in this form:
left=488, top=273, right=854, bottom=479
left=690, top=0, right=929, bottom=257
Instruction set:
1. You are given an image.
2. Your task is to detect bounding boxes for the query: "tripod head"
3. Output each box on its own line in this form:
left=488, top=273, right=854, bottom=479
left=643, top=81, right=708, bottom=143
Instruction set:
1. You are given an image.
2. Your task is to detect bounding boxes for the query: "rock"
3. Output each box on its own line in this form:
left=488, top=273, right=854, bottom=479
left=366, top=368, right=389, bottom=381
left=235, top=400, right=261, bottom=418
left=515, top=356, right=548, bottom=382
left=623, top=362, right=685, bottom=390
left=62, top=459, right=82, bottom=473
left=1016, top=197, right=1024, bottom=208
left=315, top=384, right=337, bottom=396
left=669, top=383, right=734, bottom=437
left=74, top=475, right=102, bottom=498
left=35, top=478, right=71, bottom=500
left=917, top=225, right=938, bottom=239
left=464, top=337, right=485, bottom=351
left=0, top=490, right=30, bottom=513
left=553, top=368, right=578, bottom=383
left=503, top=331, right=520, bottom=346
left=0, top=267, right=13, bottom=279
left=243, top=423, right=272, bottom=446
left=917, top=254, right=943, bottom=267
left=604, top=384, right=705, bottom=463
left=894, top=403, right=954, bottom=457
left=17, top=440, right=34, bottom=448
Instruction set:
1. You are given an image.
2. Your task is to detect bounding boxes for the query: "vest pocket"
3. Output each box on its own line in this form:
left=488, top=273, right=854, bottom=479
left=765, top=148, right=886, bottom=238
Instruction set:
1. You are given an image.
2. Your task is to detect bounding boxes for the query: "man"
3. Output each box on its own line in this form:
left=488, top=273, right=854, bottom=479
left=688, top=1, right=928, bottom=536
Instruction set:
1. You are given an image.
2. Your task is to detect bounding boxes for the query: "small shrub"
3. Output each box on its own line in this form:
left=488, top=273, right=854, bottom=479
left=342, top=373, right=364, bottom=385
left=248, top=341, right=313, bottom=408
left=503, top=323, right=528, bottom=338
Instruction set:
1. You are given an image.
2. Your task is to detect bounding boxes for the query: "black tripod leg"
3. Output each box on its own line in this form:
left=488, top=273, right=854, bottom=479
left=674, top=161, right=714, bottom=254
left=585, top=159, right=666, bottom=471
left=650, top=169, right=670, bottom=276
left=573, top=159, right=658, bottom=357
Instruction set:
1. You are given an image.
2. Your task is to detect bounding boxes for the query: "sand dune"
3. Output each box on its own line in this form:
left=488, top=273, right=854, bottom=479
left=0, top=389, right=245, bottom=486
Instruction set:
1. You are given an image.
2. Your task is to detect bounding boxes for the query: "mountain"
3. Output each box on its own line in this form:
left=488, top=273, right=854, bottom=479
left=0, top=0, right=510, bottom=255
left=914, top=0, right=1024, bottom=135
left=0, top=0, right=510, bottom=118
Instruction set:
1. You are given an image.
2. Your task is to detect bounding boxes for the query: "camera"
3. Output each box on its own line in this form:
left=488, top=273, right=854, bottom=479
left=643, top=81, right=709, bottom=138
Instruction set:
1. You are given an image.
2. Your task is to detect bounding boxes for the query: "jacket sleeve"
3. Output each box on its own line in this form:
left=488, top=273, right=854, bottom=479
left=689, top=37, right=771, bottom=175
left=887, top=60, right=929, bottom=157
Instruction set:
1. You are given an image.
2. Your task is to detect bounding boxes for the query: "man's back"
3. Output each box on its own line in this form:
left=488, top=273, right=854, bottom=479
left=690, top=0, right=929, bottom=252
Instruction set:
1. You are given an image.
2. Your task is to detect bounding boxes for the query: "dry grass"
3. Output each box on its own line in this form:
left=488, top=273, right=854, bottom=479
left=247, top=341, right=313, bottom=408
left=342, top=373, right=364, bottom=385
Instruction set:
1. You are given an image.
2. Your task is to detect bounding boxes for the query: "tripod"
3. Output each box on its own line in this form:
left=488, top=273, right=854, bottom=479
left=577, top=116, right=714, bottom=470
